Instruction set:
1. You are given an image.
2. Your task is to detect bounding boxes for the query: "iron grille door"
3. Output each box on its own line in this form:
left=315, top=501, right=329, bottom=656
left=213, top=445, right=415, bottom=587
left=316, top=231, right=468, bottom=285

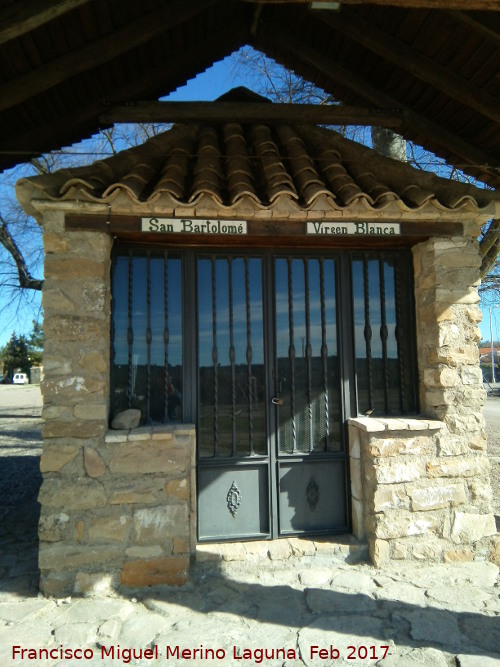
left=196, top=252, right=349, bottom=541
left=273, top=256, right=348, bottom=536
left=197, top=255, right=271, bottom=540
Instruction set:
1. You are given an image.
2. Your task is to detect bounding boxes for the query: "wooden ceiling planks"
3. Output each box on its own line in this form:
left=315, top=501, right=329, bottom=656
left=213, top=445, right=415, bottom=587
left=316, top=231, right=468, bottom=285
left=1, top=0, right=500, bottom=188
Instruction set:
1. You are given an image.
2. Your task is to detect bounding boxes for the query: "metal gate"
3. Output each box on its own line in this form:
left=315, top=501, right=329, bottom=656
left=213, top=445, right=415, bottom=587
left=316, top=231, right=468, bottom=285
left=196, top=252, right=350, bottom=541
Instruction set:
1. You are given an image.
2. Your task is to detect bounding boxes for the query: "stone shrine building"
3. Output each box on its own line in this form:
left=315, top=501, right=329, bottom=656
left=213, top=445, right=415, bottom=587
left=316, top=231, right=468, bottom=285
left=16, top=91, right=500, bottom=595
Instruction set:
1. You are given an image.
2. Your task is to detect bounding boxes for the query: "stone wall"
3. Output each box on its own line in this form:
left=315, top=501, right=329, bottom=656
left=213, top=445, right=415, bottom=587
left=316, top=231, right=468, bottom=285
left=348, top=235, right=497, bottom=566
left=37, top=212, right=497, bottom=591
left=37, top=213, right=195, bottom=595
left=349, top=417, right=496, bottom=565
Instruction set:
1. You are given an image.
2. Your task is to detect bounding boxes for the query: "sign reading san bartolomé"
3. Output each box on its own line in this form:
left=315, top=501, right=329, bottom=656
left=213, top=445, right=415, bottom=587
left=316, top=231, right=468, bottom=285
left=142, top=217, right=247, bottom=235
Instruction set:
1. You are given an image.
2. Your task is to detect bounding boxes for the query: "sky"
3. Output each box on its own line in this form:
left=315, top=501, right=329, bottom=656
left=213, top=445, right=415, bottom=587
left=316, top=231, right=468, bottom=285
left=0, top=47, right=498, bottom=348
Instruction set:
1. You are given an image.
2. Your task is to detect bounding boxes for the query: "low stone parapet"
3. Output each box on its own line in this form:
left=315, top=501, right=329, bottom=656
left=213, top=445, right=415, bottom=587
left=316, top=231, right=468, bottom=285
left=348, top=417, right=497, bottom=566
left=37, top=424, right=195, bottom=596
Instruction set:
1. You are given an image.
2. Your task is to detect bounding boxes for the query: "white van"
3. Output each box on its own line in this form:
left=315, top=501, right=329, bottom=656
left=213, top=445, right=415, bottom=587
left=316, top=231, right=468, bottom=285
left=13, top=373, right=29, bottom=385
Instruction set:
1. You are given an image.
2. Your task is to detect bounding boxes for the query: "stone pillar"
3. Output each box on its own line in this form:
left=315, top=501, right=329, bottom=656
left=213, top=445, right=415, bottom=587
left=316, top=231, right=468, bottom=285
left=346, top=234, right=497, bottom=566
left=37, top=213, right=195, bottom=594
left=411, top=236, right=495, bottom=560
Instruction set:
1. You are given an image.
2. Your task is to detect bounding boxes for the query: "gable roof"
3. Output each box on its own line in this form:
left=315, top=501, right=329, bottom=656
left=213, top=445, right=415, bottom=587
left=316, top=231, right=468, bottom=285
left=2, top=1, right=500, bottom=192
left=16, top=89, right=500, bottom=224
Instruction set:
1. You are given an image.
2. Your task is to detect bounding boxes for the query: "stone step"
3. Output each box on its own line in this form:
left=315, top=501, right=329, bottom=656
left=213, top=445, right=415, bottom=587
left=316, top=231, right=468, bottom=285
left=194, top=535, right=369, bottom=575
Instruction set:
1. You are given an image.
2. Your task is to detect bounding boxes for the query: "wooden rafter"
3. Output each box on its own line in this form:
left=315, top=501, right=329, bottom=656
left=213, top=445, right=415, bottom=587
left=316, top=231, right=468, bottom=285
left=321, top=10, right=500, bottom=125
left=0, top=0, right=220, bottom=114
left=256, top=22, right=500, bottom=182
left=1, top=24, right=249, bottom=163
left=0, top=0, right=88, bottom=46
left=450, top=11, right=500, bottom=46
left=242, top=0, right=500, bottom=8
left=99, top=101, right=403, bottom=126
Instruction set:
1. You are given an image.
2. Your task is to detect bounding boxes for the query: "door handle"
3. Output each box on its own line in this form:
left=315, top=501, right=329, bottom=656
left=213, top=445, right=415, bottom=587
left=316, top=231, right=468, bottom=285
left=271, top=397, right=283, bottom=406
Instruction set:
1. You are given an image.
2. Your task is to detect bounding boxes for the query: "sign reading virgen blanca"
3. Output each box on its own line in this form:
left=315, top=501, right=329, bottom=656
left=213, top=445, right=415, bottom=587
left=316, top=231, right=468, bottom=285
left=141, top=218, right=401, bottom=236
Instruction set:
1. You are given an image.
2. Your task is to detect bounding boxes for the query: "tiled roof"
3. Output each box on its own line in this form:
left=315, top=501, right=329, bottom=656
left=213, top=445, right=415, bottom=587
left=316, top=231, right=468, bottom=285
left=17, top=91, right=500, bottom=223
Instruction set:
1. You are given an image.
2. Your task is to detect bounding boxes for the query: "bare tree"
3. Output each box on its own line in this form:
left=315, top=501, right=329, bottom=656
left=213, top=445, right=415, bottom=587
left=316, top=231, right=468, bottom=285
left=0, top=122, right=170, bottom=335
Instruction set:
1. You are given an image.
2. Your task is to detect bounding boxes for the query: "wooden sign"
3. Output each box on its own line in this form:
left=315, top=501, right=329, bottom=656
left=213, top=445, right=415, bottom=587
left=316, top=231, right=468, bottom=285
left=141, top=217, right=247, bottom=235
left=307, top=222, right=400, bottom=236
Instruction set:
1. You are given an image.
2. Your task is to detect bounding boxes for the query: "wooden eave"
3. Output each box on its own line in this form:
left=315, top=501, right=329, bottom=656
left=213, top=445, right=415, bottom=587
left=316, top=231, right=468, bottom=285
left=2, top=0, right=500, bottom=192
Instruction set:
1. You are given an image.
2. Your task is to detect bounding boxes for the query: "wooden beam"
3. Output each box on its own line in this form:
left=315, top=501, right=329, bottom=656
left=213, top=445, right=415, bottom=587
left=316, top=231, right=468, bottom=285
left=321, top=9, right=500, bottom=125
left=0, top=0, right=89, bottom=46
left=450, top=10, right=500, bottom=46
left=242, top=0, right=500, bottom=8
left=0, top=24, right=249, bottom=170
left=0, top=0, right=220, bottom=114
left=65, top=214, right=464, bottom=239
left=255, top=23, right=500, bottom=183
left=99, top=101, right=403, bottom=126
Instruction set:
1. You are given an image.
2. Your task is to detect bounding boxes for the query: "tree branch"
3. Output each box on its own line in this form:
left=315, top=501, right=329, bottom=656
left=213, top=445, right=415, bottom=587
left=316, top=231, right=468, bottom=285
left=480, top=237, right=500, bottom=280
left=0, top=215, right=43, bottom=291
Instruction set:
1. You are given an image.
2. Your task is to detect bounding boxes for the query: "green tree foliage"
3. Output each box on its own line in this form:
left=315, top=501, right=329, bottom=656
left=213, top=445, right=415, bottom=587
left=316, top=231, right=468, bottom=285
left=1, top=332, right=31, bottom=380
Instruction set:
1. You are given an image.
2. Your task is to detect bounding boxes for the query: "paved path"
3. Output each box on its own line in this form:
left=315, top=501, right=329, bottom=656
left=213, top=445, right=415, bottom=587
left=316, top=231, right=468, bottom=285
left=0, top=387, right=499, bottom=666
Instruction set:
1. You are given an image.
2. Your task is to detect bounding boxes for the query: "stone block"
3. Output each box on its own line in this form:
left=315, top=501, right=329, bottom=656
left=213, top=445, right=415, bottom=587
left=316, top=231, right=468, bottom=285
left=40, top=444, right=80, bottom=472
left=43, top=288, right=75, bottom=314
left=42, top=404, right=73, bottom=420
left=38, top=512, right=70, bottom=542
left=39, top=571, right=74, bottom=597
left=173, top=537, right=190, bottom=554
left=125, top=546, right=164, bottom=558
left=424, top=366, right=458, bottom=388
left=348, top=427, right=361, bottom=458
left=165, top=478, right=189, bottom=501
left=373, top=485, right=409, bottom=512
left=75, top=520, right=84, bottom=542
left=43, top=232, right=69, bottom=253
left=84, top=447, right=106, bottom=478
left=368, top=436, right=436, bottom=458
left=109, top=480, right=162, bottom=505
left=369, top=539, right=390, bottom=567
left=426, top=456, right=489, bottom=478
left=490, top=536, right=500, bottom=567
left=74, top=403, right=108, bottom=420
left=43, top=376, right=106, bottom=398
left=39, top=544, right=122, bottom=570
left=407, top=481, right=466, bottom=511
left=80, top=351, right=108, bottom=373
left=43, top=419, right=106, bottom=439
left=412, top=539, right=443, bottom=561
left=374, top=458, right=425, bottom=484
left=444, top=549, right=474, bottom=563
left=349, top=457, right=363, bottom=500
left=44, top=316, right=108, bottom=342
left=351, top=497, right=365, bottom=541
left=108, top=441, right=188, bottom=474
left=429, top=345, right=478, bottom=366
left=88, top=516, right=131, bottom=542
left=120, top=556, right=189, bottom=586
left=44, top=257, right=108, bottom=280
left=450, top=512, right=497, bottom=544
left=373, top=510, right=442, bottom=540
left=38, top=478, right=106, bottom=510
left=74, top=572, right=114, bottom=595
left=133, top=506, right=189, bottom=543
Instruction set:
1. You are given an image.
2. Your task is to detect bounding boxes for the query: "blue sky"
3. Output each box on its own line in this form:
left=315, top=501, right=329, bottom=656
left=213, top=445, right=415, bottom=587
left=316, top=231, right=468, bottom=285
left=0, top=48, right=497, bottom=347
